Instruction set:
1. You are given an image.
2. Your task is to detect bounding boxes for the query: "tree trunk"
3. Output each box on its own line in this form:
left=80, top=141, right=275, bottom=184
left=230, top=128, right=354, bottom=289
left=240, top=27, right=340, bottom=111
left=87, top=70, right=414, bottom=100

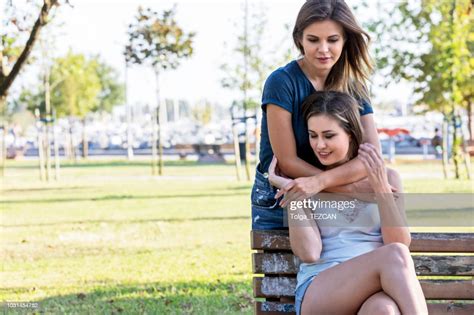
left=154, top=68, right=163, bottom=176
left=468, top=100, right=473, bottom=142
left=232, top=122, right=242, bottom=181
left=0, top=0, right=59, bottom=99
left=244, top=119, right=251, bottom=180
left=255, top=107, right=261, bottom=166
left=82, top=117, right=88, bottom=159
left=451, top=112, right=460, bottom=179
left=44, top=120, right=51, bottom=181
left=0, top=95, right=6, bottom=177
left=68, top=118, right=76, bottom=162
left=441, top=117, right=449, bottom=179
left=125, top=63, right=134, bottom=160
left=459, top=113, right=472, bottom=180
left=151, top=107, right=158, bottom=175
left=34, top=109, right=45, bottom=180
left=44, top=67, right=51, bottom=180
left=53, top=114, right=60, bottom=180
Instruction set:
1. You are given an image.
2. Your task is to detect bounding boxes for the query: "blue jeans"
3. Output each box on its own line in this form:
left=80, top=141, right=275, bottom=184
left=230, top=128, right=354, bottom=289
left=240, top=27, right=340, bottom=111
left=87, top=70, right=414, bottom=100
left=251, top=164, right=287, bottom=230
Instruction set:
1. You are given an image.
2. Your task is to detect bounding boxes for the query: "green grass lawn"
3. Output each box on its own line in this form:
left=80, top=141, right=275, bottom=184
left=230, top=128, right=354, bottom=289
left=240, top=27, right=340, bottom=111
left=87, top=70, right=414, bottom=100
left=1, top=158, right=472, bottom=314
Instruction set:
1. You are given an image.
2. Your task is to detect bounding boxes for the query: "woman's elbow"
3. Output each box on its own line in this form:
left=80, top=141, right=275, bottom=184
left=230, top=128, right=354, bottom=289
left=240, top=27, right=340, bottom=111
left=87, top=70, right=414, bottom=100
left=294, top=248, right=321, bottom=264
left=277, top=157, right=294, bottom=174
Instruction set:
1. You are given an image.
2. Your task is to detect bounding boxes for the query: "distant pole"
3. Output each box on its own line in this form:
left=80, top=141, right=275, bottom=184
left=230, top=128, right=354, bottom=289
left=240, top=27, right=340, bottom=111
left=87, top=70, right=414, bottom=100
left=44, top=65, right=52, bottom=181
left=243, top=0, right=251, bottom=181
left=52, top=108, right=60, bottom=180
left=151, top=106, right=158, bottom=176
left=0, top=96, right=5, bottom=177
left=442, top=117, right=449, bottom=179
left=35, top=108, right=46, bottom=181
left=154, top=67, right=163, bottom=176
left=125, top=61, right=134, bottom=160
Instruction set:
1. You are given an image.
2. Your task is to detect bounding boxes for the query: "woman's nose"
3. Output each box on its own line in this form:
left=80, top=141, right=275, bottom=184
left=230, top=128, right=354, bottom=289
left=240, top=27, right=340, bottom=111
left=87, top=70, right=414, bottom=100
left=318, top=41, right=329, bottom=52
left=317, top=139, right=327, bottom=149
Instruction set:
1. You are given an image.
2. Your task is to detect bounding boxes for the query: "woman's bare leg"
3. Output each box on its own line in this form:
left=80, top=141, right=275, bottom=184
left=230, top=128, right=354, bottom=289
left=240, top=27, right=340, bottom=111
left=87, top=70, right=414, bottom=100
left=301, top=243, right=427, bottom=315
left=357, top=291, right=400, bottom=315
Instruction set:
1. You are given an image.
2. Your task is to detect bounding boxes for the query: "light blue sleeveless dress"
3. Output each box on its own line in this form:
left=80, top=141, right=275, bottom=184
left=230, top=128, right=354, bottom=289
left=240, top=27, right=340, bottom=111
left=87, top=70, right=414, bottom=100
left=294, top=198, right=384, bottom=315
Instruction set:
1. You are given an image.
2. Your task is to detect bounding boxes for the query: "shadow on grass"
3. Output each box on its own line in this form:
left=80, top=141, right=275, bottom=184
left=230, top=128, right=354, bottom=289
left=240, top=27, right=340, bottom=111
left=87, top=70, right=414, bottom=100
left=6, top=279, right=254, bottom=315
left=2, top=215, right=251, bottom=228
left=4, top=187, right=86, bottom=193
left=8, top=160, right=233, bottom=170
left=2, top=191, right=249, bottom=205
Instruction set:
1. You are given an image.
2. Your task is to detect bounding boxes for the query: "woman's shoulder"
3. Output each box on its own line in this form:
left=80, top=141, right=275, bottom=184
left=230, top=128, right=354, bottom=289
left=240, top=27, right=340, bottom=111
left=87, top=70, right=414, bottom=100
left=265, top=60, right=305, bottom=89
left=267, top=60, right=300, bottom=80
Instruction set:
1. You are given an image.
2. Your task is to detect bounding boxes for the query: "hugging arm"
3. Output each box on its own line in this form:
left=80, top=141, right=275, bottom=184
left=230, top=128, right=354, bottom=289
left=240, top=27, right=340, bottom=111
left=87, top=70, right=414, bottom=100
left=267, top=106, right=381, bottom=195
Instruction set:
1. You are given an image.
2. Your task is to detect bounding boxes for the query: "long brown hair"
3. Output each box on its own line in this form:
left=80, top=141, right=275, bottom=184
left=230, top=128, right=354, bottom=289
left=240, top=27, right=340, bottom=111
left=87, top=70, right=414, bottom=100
left=302, top=91, right=364, bottom=161
left=293, top=0, right=373, bottom=101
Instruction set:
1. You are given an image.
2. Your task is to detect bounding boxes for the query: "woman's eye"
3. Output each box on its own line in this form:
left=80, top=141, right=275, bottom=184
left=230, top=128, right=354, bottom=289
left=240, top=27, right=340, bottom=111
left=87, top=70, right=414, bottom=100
left=307, top=38, right=318, bottom=43
left=310, top=135, right=318, bottom=139
left=328, top=39, right=339, bottom=43
left=325, top=135, right=334, bottom=139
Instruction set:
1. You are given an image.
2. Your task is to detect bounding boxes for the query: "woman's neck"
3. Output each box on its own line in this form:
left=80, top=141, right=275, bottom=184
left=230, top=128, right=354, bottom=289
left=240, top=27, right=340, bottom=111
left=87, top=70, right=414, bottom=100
left=297, top=58, right=330, bottom=90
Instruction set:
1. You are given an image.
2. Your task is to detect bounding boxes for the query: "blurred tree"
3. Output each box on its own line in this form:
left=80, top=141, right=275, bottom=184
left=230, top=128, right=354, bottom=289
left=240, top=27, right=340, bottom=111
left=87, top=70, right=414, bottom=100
left=363, top=0, right=472, bottom=179
left=124, top=6, right=194, bottom=176
left=0, top=0, right=65, bottom=176
left=16, top=52, right=124, bottom=160
left=0, top=0, right=66, bottom=105
left=50, top=51, right=100, bottom=159
left=93, top=57, right=125, bottom=113
left=220, top=0, right=271, bottom=181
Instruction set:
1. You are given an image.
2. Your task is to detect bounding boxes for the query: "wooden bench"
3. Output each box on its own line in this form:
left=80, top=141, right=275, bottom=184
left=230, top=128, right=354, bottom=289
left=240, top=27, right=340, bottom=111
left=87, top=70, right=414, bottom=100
left=251, top=230, right=474, bottom=315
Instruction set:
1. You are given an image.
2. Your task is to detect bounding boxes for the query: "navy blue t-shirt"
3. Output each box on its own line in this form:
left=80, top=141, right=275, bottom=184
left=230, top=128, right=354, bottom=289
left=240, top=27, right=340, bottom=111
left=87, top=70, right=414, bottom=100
left=258, top=60, right=374, bottom=172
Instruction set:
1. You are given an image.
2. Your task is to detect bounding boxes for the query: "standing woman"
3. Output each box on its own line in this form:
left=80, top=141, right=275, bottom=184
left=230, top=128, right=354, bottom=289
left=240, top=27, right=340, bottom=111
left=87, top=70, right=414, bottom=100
left=252, top=0, right=381, bottom=230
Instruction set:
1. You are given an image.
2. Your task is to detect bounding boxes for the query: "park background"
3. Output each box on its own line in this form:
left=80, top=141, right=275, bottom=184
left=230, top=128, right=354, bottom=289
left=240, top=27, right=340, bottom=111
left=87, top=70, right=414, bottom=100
left=1, top=0, right=472, bottom=314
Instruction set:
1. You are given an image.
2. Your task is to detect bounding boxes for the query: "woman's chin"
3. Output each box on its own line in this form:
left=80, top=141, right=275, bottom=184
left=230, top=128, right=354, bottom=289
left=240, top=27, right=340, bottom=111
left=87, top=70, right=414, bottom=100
left=322, top=159, right=347, bottom=169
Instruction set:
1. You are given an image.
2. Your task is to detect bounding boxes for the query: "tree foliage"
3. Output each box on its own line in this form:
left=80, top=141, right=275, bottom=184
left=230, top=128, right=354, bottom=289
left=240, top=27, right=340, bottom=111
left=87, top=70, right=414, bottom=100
left=50, top=51, right=100, bottom=118
left=0, top=0, right=66, bottom=104
left=93, top=59, right=125, bottom=113
left=17, top=52, right=123, bottom=118
left=365, top=0, right=472, bottom=113
left=220, top=1, right=271, bottom=110
left=363, top=0, right=472, bottom=178
left=124, top=6, right=194, bottom=71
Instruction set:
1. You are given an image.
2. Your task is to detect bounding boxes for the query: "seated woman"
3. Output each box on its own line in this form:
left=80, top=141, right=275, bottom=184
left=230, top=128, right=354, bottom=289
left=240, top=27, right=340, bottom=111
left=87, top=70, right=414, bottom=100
left=269, top=91, right=428, bottom=315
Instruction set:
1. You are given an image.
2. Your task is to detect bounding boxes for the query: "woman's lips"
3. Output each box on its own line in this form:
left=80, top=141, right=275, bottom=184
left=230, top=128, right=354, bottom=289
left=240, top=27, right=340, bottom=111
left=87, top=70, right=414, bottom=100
left=317, top=57, right=331, bottom=63
left=317, top=152, right=331, bottom=159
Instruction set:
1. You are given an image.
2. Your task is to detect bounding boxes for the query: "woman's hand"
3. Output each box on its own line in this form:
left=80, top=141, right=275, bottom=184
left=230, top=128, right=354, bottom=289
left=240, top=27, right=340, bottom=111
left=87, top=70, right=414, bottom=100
left=274, top=175, right=325, bottom=208
left=268, top=156, right=292, bottom=189
left=357, top=143, right=391, bottom=193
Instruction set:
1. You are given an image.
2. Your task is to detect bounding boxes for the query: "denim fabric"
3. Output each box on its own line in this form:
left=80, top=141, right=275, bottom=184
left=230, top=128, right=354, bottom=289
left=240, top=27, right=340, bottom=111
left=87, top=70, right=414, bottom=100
left=295, top=275, right=316, bottom=315
left=251, top=165, right=287, bottom=230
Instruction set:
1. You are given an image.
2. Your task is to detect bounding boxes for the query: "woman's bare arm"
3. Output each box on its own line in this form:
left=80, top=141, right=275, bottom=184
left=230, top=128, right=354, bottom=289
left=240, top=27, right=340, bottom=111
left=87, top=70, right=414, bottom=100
left=288, top=206, right=323, bottom=263
left=267, top=106, right=381, bottom=193
left=358, top=144, right=411, bottom=246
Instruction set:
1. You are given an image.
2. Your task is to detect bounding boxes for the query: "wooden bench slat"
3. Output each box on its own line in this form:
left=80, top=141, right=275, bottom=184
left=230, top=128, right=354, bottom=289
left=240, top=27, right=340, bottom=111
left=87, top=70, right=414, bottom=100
left=251, top=231, right=474, bottom=252
left=253, top=253, right=474, bottom=276
left=255, top=301, right=474, bottom=315
left=254, top=277, right=474, bottom=300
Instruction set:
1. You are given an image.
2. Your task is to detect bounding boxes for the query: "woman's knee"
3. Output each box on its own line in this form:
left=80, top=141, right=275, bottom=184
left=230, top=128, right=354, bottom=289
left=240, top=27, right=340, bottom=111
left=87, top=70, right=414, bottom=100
left=380, top=242, right=413, bottom=268
left=358, top=292, right=401, bottom=315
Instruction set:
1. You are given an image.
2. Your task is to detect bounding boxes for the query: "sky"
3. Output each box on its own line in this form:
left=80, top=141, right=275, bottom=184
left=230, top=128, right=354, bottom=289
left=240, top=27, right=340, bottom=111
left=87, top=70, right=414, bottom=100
left=6, top=0, right=412, bottom=109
